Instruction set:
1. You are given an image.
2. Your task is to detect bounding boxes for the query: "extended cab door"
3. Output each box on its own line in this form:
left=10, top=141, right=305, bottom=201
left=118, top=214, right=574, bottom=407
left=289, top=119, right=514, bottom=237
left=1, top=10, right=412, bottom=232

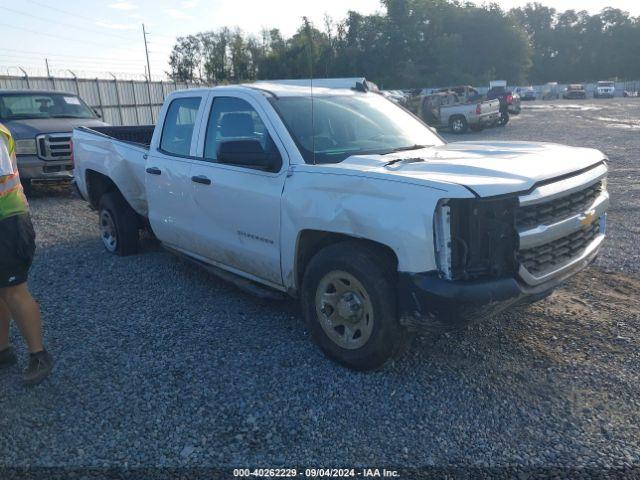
left=187, top=92, right=288, bottom=286
left=145, top=92, right=208, bottom=249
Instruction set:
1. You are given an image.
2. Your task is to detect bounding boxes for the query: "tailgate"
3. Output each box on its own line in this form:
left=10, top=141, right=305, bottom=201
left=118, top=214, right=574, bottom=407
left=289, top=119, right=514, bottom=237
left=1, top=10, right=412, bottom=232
left=482, top=99, right=500, bottom=114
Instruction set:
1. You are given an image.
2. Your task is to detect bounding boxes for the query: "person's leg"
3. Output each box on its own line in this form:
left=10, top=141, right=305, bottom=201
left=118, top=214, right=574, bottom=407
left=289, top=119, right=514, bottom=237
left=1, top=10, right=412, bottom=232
left=0, top=283, right=43, bottom=353
left=0, top=283, right=52, bottom=384
left=0, top=298, right=10, bottom=351
left=0, top=298, right=17, bottom=367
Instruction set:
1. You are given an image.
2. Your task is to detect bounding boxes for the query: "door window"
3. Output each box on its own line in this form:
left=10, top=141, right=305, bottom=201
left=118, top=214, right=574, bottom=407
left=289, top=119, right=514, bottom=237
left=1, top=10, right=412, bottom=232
left=160, top=97, right=201, bottom=157
left=203, top=97, right=273, bottom=162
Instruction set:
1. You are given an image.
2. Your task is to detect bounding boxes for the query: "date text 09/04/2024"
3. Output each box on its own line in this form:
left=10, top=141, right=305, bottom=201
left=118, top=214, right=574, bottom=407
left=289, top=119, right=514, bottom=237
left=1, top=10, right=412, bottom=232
left=233, top=468, right=400, bottom=477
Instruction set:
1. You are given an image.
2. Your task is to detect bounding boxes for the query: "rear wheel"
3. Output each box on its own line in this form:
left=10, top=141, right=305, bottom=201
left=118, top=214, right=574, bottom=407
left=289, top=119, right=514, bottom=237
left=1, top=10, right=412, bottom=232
left=449, top=115, right=468, bottom=134
left=301, top=242, right=407, bottom=370
left=498, top=111, right=510, bottom=126
left=98, top=192, right=140, bottom=256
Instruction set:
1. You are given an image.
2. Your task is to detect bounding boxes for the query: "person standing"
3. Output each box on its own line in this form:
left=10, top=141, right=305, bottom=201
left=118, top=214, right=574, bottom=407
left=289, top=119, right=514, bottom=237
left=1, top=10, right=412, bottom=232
left=0, top=123, right=53, bottom=385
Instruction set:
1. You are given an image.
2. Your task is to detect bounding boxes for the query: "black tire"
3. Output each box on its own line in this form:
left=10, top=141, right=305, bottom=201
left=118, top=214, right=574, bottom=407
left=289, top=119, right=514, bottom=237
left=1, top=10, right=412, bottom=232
left=498, top=111, right=510, bottom=126
left=21, top=178, right=32, bottom=197
left=98, top=192, right=140, bottom=256
left=301, top=241, right=407, bottom=371
left=449, top=115, right=468, bottom=134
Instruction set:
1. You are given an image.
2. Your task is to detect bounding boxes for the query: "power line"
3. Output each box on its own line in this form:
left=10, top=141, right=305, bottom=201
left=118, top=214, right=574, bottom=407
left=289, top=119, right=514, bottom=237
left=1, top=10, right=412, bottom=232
left=23, top=0, right=179, bottom=42
left=0, top=22, right=138, bottom=51
left=0, top=51, right=146, bottom=66
left=0, top=5, right=134, bottom=43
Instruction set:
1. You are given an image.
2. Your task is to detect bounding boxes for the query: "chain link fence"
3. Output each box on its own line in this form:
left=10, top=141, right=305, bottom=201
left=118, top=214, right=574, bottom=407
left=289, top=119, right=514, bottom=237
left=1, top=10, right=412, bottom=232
left=0, top=74, right=212, bottom=126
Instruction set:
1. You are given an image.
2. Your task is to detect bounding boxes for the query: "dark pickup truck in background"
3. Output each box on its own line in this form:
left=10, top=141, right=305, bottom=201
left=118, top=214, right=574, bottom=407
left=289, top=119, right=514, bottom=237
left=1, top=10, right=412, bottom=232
left=486, top=81, right=521, bottom=126
left=0, top=90, right=107, bottom=193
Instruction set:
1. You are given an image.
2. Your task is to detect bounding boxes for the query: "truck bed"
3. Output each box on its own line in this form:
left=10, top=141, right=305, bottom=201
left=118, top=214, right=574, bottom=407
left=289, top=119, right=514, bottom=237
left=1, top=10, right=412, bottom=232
left=73, top=126, right=153, bottom=216
left=81, top=125, right=155, bottom=147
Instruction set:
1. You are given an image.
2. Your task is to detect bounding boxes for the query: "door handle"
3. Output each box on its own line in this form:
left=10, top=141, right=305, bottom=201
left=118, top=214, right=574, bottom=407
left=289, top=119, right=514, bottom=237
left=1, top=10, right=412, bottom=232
left=146, top=167, right=161, bottom=175
left=191, top=175, right=211, bottom=185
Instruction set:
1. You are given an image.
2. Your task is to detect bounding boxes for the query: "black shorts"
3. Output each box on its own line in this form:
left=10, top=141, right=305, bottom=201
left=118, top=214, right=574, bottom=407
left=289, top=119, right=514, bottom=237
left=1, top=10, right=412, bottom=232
left=0, top=213, right=36, bottom=288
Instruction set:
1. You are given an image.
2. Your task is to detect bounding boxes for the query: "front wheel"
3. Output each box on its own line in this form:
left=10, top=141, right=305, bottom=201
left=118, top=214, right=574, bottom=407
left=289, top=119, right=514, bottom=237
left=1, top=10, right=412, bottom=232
left=498, top=111, right=510, bottom=126
left=301, top=242, right=406, bottom=370
left=98, top=192, right=140, bottom=256
left=20, top=178, right=32, bottom=197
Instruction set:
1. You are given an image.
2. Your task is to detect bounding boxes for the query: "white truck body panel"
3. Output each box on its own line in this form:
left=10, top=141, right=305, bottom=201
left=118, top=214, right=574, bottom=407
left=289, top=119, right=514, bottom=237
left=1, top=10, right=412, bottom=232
left=73, top=128, right=148, bottom=215
left=73, top=82, right=607, bottom=294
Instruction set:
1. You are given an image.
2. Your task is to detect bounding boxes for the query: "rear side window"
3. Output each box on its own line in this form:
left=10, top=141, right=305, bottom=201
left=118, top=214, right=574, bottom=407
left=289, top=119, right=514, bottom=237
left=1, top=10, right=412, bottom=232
left=160, top=97, right=201, bottom=157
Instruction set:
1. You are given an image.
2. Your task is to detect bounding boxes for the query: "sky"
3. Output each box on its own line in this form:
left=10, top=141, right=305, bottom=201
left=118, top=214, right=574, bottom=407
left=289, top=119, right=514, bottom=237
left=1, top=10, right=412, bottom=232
left=0, top=0, right=637, bottom=80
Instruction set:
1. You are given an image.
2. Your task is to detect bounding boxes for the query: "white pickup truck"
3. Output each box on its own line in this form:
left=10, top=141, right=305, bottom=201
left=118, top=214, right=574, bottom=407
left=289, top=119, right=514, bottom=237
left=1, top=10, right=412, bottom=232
left=72, top=78, right=609, bottom=370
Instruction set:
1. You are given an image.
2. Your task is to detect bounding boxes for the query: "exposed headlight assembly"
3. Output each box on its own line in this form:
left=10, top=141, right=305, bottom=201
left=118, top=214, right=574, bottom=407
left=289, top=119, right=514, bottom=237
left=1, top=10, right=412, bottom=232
left=434, top=197, right=518, bottom=282
left=434, top=199, right=452, bottom=280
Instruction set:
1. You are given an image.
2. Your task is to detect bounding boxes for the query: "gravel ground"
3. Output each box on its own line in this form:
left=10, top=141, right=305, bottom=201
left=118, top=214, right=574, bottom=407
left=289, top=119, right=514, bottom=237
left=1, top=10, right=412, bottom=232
left=1, top=98, right=639, bottom=474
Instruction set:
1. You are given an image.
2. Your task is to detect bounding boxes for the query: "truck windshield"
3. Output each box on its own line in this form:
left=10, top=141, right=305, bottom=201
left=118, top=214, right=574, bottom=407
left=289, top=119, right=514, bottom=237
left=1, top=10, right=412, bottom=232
left=0, top=93, right=96, bottom=120
left=269, top=93, right=442, bottom=164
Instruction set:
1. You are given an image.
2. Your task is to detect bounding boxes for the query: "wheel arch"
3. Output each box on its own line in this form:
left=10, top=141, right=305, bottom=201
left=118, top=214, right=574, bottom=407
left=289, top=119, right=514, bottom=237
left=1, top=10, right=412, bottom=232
left=293, top=230, right=398, bottom=295
left=85, top=169, right=120, bottom=210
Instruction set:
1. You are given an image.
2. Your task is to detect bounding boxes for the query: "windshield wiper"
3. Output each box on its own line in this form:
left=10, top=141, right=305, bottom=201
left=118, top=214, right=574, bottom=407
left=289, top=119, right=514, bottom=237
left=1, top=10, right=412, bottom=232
left=382, top=144, right=429, bottom=155
left=385, top=157, right=425, bottom=167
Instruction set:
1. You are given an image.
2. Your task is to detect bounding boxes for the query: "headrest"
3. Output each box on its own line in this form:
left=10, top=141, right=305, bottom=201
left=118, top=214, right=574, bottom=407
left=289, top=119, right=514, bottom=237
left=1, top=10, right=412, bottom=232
left=220, top=112, right=254, bottom=138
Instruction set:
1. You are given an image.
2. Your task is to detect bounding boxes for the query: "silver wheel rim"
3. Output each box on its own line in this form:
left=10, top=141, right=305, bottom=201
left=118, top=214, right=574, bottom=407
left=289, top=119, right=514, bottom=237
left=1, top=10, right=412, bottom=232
left=99, top=209, right=117, bottom=252
left=452, top=119, right=464, bottom=132
left=315, top=270, right=374, bottom=350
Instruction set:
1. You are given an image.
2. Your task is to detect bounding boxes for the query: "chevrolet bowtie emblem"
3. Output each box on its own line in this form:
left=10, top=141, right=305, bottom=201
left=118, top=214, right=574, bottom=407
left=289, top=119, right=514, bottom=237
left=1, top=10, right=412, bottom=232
left=580, top=210, right=596, bottom=226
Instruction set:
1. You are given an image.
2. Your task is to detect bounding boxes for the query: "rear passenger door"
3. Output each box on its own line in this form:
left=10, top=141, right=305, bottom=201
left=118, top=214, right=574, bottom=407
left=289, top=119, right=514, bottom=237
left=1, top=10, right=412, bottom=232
left=146, top=93, right=208, bottom=249
left=188, top=93, right=288, bottom=286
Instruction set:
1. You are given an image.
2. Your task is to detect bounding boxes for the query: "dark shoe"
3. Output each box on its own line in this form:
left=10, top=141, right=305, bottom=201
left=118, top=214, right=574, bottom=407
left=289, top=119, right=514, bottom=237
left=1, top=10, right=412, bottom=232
left=23, top=350, right=54, bottom=385
left=0, top=346, right=17, bottom=368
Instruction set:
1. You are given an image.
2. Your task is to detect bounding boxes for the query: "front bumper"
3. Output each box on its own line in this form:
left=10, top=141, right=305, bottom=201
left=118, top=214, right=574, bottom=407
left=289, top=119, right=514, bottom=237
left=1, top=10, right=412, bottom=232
left=398, top=235, right=602, bottom=332
left=17, top=155, right=73, bottom=182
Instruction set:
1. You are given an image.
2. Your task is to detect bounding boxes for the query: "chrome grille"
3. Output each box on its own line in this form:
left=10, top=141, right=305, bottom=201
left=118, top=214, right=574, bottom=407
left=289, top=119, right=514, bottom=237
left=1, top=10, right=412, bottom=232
left=516, top=180, right=602, bottom=230
left=36, top=133, right=72, bottom=161
left=516, top=163, right=608, bottom=286
left=518, top=220, right=600, bottom=276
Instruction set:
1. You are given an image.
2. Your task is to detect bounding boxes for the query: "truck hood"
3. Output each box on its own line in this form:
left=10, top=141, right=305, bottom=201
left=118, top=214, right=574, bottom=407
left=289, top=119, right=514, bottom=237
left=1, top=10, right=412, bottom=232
left=2, top=118, right=108, bottom=139
left=326, top=141, right=606, bottom=197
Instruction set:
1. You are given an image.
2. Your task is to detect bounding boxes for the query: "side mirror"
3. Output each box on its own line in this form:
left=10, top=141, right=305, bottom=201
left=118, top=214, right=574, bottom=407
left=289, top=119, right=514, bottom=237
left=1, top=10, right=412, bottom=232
left=218, top=139, right=281, bottom=172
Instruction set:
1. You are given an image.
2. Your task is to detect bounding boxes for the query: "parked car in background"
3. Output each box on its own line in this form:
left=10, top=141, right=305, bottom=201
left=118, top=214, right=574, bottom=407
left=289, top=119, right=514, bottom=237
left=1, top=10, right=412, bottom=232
left=486, top=81, right=521, bottom=126
left=412, top=91, right=500, bottom=133
left=542, top=82, right=560, bottom=100
left=594, top=81, right=616, bottom=98
left=517, top=86, right=537, bottom=101
left=438, top=85, right=483, bottom=103
left=563, top=84, right=587, bottom=99
left=72, top=78, right=609, bottom=370
left=381, top=89, right=408, bottom=107
left=0, top=89, right=107, bottom=193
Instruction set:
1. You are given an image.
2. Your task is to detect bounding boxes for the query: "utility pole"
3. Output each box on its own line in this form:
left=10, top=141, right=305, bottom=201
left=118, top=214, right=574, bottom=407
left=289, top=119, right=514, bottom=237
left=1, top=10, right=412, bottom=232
left=142, top=24, right=152, bottom=81
left=45, top=58, right=51, bottom=77
left=142, top=24, right=154, bottom=123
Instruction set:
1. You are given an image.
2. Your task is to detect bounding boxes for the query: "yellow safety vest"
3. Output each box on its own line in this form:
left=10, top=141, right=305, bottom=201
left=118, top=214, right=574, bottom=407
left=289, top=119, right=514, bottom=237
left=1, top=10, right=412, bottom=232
left=0, top=123, right=29, bottom=221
